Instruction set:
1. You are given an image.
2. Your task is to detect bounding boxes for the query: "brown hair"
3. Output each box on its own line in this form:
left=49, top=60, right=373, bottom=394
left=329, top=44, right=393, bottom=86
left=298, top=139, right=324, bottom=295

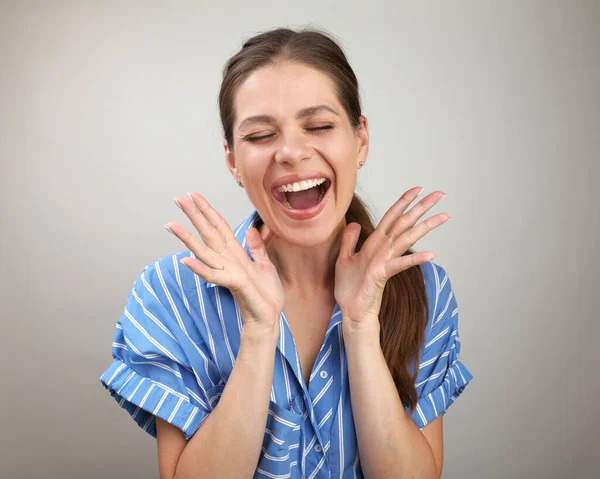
left=218, top=27, right=428, bottom=411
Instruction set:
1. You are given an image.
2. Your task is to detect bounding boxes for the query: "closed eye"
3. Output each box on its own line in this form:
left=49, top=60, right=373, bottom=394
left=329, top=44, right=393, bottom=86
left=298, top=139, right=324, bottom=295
left=245, top=125, right=333, bottom=143
left=245, top=133, right=275, bottom=142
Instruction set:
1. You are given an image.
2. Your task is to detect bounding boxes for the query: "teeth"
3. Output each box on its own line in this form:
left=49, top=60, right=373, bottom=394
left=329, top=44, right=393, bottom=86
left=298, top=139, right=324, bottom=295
left=279, top=181, right=327, bottom=210
left=277, top=177, right=326, bottom=193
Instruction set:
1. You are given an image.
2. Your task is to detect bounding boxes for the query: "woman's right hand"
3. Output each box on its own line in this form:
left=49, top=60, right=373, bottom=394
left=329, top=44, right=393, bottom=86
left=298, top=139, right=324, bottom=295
left=166, top=192, right=284, bottom=338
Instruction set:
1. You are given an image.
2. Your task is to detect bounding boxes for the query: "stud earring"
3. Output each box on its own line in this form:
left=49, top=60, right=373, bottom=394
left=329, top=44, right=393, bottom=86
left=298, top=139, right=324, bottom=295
left=236, top=180, right=243, bottom=187
left=359, top=161, right=364, bottom=168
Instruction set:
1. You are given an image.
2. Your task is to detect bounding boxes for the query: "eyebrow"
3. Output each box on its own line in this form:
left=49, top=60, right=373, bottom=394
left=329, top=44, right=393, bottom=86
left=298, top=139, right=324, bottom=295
left=237, top=105, right=339, bottom=131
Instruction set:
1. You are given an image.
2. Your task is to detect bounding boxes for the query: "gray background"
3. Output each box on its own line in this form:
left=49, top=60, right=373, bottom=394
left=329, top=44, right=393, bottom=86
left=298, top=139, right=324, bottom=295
left=1, top=1, right=598, bottom=478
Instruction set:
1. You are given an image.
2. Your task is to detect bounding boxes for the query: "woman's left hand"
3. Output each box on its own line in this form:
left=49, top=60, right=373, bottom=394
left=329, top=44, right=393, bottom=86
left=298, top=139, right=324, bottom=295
left=334, top=186, right=450, bottom=334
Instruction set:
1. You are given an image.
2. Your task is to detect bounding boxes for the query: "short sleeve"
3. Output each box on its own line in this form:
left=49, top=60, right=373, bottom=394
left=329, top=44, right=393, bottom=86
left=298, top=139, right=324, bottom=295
left=99, top=261, right=219, bottom=440
left=409, top=262, right=473, bottom=429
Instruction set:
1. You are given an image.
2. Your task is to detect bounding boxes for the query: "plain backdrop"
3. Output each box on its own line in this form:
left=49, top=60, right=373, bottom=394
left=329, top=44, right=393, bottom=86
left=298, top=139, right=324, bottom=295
left=1, top=1, right=599, bottom=478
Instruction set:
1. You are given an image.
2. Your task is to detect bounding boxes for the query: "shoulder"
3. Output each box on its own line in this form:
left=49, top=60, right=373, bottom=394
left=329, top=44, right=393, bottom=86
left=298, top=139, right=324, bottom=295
left=419, top=261, right=454, bottom=303
left=134, top=249, right=212, bottom=298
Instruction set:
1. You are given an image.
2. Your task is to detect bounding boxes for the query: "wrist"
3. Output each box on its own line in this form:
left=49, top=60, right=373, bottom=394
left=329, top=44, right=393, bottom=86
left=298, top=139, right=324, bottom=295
left=342, top=316, right=380, bottom=338
left=241, top=322, right=280, bottom=346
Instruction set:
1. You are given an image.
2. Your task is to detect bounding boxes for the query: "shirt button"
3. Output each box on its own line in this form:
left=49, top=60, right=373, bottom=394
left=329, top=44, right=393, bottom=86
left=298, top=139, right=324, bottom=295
left=320, top=370, right=328, bottom=379
left=315, top=444, right=322, bottom=453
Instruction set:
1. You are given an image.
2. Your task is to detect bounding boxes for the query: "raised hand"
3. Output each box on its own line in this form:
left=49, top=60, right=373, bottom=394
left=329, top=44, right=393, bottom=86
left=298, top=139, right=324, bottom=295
left=166, top=192, right=284, bottom=337
left=334, top=186, right=450, bottom=333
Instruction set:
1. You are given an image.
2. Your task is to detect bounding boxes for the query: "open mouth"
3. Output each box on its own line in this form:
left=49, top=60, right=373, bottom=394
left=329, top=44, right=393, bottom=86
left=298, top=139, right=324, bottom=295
left=272, top=178, right=331, bottom=211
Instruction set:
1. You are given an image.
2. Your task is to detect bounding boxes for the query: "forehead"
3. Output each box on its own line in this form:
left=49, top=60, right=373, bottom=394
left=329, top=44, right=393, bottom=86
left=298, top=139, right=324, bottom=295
left=234, top=62, right=341, bottom=123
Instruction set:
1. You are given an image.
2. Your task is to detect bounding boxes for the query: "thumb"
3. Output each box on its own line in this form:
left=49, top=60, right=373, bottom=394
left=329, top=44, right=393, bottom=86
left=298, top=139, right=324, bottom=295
left=245, top=227, right=271, bottom=265
left=339, top=222, right=361, bottom=259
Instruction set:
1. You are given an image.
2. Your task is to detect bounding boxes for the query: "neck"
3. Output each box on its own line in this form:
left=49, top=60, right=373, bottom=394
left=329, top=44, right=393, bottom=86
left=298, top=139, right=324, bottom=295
left=259, top=218, right=346, bottom=294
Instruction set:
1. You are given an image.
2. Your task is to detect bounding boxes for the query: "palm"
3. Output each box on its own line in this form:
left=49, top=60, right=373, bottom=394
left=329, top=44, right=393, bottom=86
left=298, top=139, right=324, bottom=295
left=334, top=230, right=390, bottom=324
left=167, top=192, right=284, bottom=331
left=334, top=187, right=450, bottom=328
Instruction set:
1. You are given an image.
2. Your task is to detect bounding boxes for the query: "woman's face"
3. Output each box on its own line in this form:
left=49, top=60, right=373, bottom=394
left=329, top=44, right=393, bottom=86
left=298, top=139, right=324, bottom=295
left=225, top=60, right=369, bottom=247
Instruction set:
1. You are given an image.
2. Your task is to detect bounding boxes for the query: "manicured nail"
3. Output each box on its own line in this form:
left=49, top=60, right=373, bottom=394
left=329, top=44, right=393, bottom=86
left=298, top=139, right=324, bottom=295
left=173, top=197, right=182, bottom=210
left=185, top=192, right=196, bottom=206
left=164, top=224, right=175, bottom=235
left=417, top=187, right=425, bottom=196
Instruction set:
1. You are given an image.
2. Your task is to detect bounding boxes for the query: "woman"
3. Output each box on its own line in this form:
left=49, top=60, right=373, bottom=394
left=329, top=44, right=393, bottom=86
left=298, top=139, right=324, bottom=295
left=100, top=27, right=472, bottom=479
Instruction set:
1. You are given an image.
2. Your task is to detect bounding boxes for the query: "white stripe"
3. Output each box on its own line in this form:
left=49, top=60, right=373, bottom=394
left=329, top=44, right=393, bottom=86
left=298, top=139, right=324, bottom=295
left=416, top=368, right=445, bottom=388
left=106, top=362, right=126, bottom=385
left=155, top=262, right=189, bottom=335
left=255, top=467, right=293, bottom=479
left=312, top=376, right=333, bottom=406
left=428, top=392, right=438, bottom=417
left=182, top=406, right=199, bottom=431
left=116, top=371, right=136, bottom=395
left=307, top=453, right=326, bottom=479
left=430, top=263, right=440, bottom=332
left=418, top=350, right=449, bottom=369
left=129, top=359, right=183, bottom=378
left=142, top=413, right=154, bottom=431
left=338, top=326, right=345, bottom=474
left=268, top=409, right=301, bottom=429
left=139, top=383, right=156, bottom=408
left=131, top=287, right=178, bottom=343
left=168, top=397, right=184, bottom=423
left=191, top=253, right=219, bottom=373
left=261, top=448, right=290, bottom=462
left=152, top=390, right=169, bottom=415
left=317, top=408, right=333, bottom=429
left=264, top=428, right=286, bottom=446
left=123, top=309, right=181, bottom=363
left=310, top=344, right=333, bottom=381
left=353, top=448, right=360, bottom=478
left=214, top=287, right=236, bottom=367
left=424, top=326, right=449, bottom=350
left=416, top=403, right=427, bottom=426
left=127, top=377, right=146, bottom=402
left=433, top=291, right=453, bottom=328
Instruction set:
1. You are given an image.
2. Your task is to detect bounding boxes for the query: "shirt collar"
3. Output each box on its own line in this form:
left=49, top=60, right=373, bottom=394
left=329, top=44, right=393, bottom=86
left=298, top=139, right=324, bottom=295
left=205, top=209, right=263, bottom=288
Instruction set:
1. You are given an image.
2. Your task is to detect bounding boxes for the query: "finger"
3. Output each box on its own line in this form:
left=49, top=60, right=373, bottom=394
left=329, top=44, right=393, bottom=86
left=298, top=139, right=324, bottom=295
left=383, top=251, right=436, bottom=279
left=165, top=222, right=224, bottom=269
left=186, top=192, right=237, bottom=245
left=174, top=194, right=226, bottom=252
left=391, top=213, right=451, bottom=257
left=180, top=256, right=233, bottom=288
left=245, top=227, right=272, bottom=265
left=378, top=186, right=424, bottom=235
left=339, top=222, right=361, bottom=259
left=388, top=191, right=446, bottom=241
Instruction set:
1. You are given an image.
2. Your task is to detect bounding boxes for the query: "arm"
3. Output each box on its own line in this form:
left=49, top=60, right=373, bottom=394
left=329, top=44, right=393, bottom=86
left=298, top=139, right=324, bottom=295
left=158, top=326, right=279, bottom=479
left=343, top=326, right=442, bottom=479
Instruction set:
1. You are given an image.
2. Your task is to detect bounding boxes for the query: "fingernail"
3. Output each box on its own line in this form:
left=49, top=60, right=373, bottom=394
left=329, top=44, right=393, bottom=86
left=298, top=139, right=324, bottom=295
left=173, top=197, right=182, bottom=210
left=185, top=192, right=196, bottom=206
left=417, top=187, right=425, bottom=196
left=164, top=224, right=175, bottom=235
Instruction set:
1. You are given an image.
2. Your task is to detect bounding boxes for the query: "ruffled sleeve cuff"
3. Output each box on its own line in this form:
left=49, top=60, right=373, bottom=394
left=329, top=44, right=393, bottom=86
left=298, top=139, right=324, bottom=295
left=100, top=358, right=210, bottom=440
left=410, top=358, right=473, bottom=429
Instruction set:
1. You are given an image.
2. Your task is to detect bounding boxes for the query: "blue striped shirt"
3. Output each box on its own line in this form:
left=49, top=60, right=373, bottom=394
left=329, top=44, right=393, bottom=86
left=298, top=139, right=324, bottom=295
left=100, top=208, right=473, bottom=478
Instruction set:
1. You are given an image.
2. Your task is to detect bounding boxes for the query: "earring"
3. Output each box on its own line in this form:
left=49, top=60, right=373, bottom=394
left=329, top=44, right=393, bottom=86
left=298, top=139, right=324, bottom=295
left=359, top=161, right=364, bottom=168
left=236, top=180, right=243, bottom=187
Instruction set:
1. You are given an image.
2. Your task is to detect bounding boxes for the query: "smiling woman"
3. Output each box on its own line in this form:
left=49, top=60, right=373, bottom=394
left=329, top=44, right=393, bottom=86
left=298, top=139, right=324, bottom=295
left=99, top=27, right=472, bottom=479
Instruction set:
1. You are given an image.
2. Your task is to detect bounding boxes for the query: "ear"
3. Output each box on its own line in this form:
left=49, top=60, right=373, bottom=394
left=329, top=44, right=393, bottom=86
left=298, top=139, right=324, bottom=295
left=356, top=115, right=369, bottom=168
left=224, top=139, right=239, bottom=181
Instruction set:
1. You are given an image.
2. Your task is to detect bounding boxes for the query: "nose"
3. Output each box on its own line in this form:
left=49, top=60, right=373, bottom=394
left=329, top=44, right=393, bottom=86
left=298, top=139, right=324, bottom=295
left=273, top=130, right=312, bottom=166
